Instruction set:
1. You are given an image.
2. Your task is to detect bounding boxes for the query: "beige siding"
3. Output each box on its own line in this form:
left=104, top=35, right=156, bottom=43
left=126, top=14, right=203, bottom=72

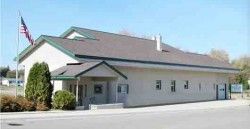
left=64, top=77, right=118, bottom=105
left=84, top=65, right=119, bottom=77
left=19, top=39, right=231, bottom=106
left=117, top=67, right=229, bottom=107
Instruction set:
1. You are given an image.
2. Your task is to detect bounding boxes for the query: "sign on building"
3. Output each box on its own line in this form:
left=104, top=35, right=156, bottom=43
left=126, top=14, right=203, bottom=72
left=231, top=84, right=243, bottom=93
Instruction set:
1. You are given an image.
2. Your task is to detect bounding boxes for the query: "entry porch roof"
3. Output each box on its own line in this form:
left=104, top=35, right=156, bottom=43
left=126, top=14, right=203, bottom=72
left=51, top=61, right=127, bottom=80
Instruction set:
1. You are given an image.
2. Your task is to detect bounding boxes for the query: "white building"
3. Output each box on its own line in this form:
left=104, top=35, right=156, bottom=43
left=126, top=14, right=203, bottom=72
left=18, top=27, right=238, bottom=108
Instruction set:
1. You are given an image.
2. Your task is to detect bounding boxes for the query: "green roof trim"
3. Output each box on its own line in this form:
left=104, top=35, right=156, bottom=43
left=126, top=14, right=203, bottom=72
left=51, top=76, right=76, bottom=80
left=102, top=61, right=128, bottom=79
left=60, top=26, right=97, bottom=40
left=73, top=61, right=127, bottom=80
left=15, top=35, right=79, bottom=63
left=14, top=45, right=33, bottom=61
left=51, top=61, right=128, bottom=80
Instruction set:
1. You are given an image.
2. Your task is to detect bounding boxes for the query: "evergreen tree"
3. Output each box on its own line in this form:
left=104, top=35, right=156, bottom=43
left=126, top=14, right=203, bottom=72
left=0, top=66, right=10, bottom=77
left=25, top=62, right=53, bottom=108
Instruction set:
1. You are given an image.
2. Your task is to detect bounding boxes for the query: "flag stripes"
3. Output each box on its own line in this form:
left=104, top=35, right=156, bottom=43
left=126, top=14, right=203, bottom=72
left=20, top=16, right=34, bottom=45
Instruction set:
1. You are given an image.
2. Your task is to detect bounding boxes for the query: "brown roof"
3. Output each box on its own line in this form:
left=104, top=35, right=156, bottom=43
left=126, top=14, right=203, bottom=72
left=51, top=61, right=127, bottom=79
left=41, top=27, right=236, bottom=70
left=51, top=61, right=101, bottom=77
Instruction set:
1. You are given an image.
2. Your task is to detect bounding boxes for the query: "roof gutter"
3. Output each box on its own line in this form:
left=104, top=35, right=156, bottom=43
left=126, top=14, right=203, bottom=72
left=75, top=54, right=239, bottom=72
left=51, top=76, right=76, bottom=80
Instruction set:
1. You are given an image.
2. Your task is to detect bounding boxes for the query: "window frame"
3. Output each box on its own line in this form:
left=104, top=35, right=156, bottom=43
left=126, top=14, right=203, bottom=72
left=171, top=80, right=176, bottom=92
left=184, top=80, right=189, bottom=89
left=94, top=84, right=103, bottom=94
left=118, top=84, right=129, bottom=94
left=156, top=80, right=162, bottom=90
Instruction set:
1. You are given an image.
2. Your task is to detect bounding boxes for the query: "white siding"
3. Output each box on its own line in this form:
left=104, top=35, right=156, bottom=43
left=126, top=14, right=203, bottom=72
left=84, top=65, right=119, bottom=77
left=52, top=80, right=65, bottom=94
left=20, top=41, right=78, bottom=93
left=66, top=31, right=84, bottom=39
left=117, top=67, right=229, bottom=107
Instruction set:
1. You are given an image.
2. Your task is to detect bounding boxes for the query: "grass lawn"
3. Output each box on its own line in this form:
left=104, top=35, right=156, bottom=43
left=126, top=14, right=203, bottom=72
left=0, top=85, right=24, bottom=96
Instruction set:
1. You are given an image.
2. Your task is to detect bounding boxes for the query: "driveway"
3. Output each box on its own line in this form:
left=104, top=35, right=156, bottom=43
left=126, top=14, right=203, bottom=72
left=1, top=100, right=250, bottom=129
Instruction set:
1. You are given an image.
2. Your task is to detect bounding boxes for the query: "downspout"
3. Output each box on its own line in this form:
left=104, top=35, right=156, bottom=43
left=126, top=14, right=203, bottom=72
left=115, top=78, right=118, bottom=103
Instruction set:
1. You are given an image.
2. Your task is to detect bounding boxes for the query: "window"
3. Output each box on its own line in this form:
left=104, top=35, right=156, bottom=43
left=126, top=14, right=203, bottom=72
left=184, top=80, right=189, bottom=89
left=118, top=84, right=129, bottom=94
left=94, top=84, right=103, bottom=94
left=171, top=80, right=176, bottom=92
left=156, top=80, right=161, bottom=90
left=199, top=83, right=201, bottom=91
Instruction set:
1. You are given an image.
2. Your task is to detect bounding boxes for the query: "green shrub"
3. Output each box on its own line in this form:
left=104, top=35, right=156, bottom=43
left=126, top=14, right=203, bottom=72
left=16, top=96, right=36, bottom=111
left=0, top=95, right=22, bottom=112
left=52, top=90, right=76, bottom=110
left=25, top=62, right=53, bottom=108
left=36, top=102, right=49, bottom=111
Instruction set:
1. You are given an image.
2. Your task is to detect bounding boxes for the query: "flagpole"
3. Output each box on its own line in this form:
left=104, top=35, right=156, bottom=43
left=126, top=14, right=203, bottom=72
left=16, top=11, right=20, bottom=98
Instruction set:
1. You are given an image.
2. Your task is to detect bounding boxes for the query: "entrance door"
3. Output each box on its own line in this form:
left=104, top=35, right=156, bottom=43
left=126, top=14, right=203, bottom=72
left=93, top=81, right=107, bottom=104
left=217, top=84, right=226, bottom=100
left=117, top=84, right=128, bottom=103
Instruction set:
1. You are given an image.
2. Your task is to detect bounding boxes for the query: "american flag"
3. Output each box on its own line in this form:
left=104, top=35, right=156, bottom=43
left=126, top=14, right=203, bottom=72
left=20, top=16, right=34, bottom=45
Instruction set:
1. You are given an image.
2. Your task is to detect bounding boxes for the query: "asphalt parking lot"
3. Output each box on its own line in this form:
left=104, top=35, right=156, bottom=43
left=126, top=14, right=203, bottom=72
left=1, top=105, right=250, bottom=129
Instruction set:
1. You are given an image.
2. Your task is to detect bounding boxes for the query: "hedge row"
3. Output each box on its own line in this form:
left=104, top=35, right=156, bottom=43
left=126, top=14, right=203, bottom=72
left=1, top=90, right=76, bottom=112
left=0, top=95, right=48, bottom=112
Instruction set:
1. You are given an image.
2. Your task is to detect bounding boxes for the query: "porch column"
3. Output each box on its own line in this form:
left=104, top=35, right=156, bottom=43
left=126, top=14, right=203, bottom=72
left=76, top=78, right=79, bottom=106
left=115, top=80, right=118, bottom=103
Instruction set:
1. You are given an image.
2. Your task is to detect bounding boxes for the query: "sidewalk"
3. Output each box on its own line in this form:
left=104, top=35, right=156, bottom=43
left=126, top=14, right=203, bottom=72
left=1, top=100, right=249, bottom=120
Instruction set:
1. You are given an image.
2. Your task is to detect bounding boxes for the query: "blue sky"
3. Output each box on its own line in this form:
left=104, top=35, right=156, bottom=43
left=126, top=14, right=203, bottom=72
left=1, top=0, right=249, bottom=69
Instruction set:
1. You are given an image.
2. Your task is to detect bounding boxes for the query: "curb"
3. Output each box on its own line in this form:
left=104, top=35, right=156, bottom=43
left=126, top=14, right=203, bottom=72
left=1, top=100, right=249, bottom=120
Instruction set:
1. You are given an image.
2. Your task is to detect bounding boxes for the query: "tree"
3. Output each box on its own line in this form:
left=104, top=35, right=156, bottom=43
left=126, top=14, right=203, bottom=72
left=118, top=29, right=152, bottom=40
left=231, top=55, right=250, bottom=90
left=6, top=70, right=24, bottom=78
left=118, top=29, right=135, bottom=36
left=6, top=70, right=15, bottom=78
left=209, top=49, right=229, bottom=63
left=25, top=62, right=53, bottom=108
left=231, top=56, right=250, bottom=70
left=0, top=66, right=10, bottom=77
